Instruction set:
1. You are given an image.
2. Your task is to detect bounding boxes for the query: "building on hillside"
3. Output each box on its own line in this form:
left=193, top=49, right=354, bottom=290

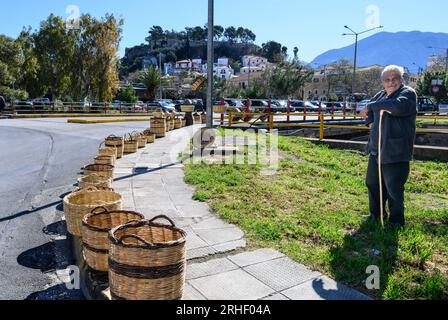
left=242, top=55, right=268, bottom=67
left=228, top=72, right=264, bottom=89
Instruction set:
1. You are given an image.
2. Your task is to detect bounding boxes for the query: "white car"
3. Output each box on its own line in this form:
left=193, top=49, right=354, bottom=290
left=438, top=100, right=448, bottom=114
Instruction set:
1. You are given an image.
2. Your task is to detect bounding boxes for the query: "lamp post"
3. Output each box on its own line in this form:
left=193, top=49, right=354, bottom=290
left=342, top=25, right=383, bottom=95
left=206, top=0, right=214, bottom=128
left=427, top=46, right=448, bottom=73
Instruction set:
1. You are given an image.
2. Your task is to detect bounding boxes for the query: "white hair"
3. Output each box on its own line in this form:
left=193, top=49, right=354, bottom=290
left=381, top=65, right=404, bottom=82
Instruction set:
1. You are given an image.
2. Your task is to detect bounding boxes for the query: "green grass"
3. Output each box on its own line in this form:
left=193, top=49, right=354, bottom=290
left=184, top=129, right=448, bottom=300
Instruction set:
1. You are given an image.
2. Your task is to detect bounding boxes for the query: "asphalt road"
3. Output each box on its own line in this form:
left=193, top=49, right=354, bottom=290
left=0, top=118, right=149, bottom=299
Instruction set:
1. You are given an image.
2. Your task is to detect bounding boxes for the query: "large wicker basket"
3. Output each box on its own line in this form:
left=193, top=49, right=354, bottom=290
left=81, top=206, right=144, bottom=272
left=108, top=216, right=187, bottom=300
left=63, top=187, right=122, bottom=236
left=84, top=164, right=114, bottom=179
left=180, top=105, right=194, bottom=112
left=214, top=105, right=227, bottom=113
left=77, top=174, right=112, bottom=190
left=105, top=135, right=124, bottom=159
left=150, top=118, right=167, bottom=138
left=123, top=134, right=138, bottom=154
left=143, top=129, right=156, bottom=143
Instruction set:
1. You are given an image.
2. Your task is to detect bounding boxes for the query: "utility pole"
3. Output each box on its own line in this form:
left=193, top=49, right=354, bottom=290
left=159, top=52, right=163, bottom=99
left=206, top=0, right=214, bottom=128
left=342, top=25, right=383, bottom=95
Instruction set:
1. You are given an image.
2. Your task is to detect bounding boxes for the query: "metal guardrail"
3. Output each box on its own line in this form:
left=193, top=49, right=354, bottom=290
left=222, top=111, right=448, bottom=140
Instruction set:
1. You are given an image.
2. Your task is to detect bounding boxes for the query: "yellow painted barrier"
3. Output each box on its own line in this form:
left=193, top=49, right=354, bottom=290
left=67, top=118, right=152, bottom=124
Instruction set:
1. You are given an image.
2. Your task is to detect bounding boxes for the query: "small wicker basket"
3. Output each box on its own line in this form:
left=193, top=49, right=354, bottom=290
left=82, top=206, right=144, bottom=272
left=143, top=129, right=156, bottom=143
left=132, top=131, right=147, bottom=149
left=123, top=134, right=138, bottom=154
left=108, top=216, right=187, bottom=300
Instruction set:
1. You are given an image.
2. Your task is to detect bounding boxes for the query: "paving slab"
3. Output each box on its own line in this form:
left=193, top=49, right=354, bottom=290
left=243, top=257, right=322, bottom=292
left=189, top=269, right=275, bottom=300
left=195, top=227, right=245, bottom=246
left=182, top=283, right=207, bottom=300
left=280, top=276, right=372, bottom=300
left=186, top=258, right=239, bottom=280
left=228, top=249, right=286, bottom=268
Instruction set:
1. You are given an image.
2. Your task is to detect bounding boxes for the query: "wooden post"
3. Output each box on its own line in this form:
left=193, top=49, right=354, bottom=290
left=319, top=114, right=324, bottom=140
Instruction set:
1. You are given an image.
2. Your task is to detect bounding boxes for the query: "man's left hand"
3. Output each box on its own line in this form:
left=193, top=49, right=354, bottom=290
left=359, top=107, right=368, bottom=119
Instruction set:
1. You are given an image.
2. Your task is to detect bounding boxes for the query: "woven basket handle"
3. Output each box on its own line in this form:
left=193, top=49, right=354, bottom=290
left=84, top=186, right=99, bottom=192
left=149, top=215, right=176, bottom=227
left=90, top=206, right=109, bottom=215
left=119, top=234, right=154, bottom=247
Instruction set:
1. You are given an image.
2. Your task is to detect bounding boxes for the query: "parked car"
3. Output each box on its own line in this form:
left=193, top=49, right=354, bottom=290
left=33, top=98, right=51, bottom=106
left=310, top=101, right=327, bottom=113
left=147, top=101, right=176, bottom=113
left=418, top=97, right=438, bottom=113
left=438, top=100, right=448, bottom=114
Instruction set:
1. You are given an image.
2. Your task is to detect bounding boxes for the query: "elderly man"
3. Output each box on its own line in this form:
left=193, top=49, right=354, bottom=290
left=360, top=65, right=417, bottom=228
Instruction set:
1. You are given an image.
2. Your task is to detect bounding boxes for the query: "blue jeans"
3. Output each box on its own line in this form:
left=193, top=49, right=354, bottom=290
left=365, top=156, right=410, bottom=227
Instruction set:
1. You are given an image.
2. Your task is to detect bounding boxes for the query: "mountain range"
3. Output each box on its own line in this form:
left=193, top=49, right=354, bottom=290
left=310, top=31, right=448, bottom=73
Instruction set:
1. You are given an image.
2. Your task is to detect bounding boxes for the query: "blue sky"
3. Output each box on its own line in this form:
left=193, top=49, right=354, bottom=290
left=1, top=0, right=447, bottom=62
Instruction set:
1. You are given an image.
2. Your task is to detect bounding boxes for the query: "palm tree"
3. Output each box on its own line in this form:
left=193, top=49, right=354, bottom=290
left=141, top=65, right=160, bottom=101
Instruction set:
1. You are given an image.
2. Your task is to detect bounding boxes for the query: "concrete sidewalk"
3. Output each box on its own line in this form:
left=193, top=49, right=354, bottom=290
left=111, top=124, right=371, bottom=301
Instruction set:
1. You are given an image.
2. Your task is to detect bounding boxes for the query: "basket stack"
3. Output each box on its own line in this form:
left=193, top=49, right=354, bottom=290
left=150, top=114, right=167, bottom=138
left=81, top=207, right=144, bottom=272
left=105, top=135, right=124, bottom=159
left=108, top=216, right=187, bottom=300
left=63, top=187, right=122, bottom=237
left=123, top=134, right=138, bottom=154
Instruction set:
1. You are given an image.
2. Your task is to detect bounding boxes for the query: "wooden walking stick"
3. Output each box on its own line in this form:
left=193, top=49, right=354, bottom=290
left=378, top=109, right=392, bottom=228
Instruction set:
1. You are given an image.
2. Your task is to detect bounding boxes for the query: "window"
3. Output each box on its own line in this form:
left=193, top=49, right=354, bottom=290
left=313, top=78, right=319, bottom=83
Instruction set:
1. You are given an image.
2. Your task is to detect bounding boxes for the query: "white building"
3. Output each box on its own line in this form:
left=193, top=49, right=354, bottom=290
left=240, top=66, right=264, bottom=74
left=217, top=57, right=230, bottom=67
left=175, top=60, right=192, bottom=72
left=214, top=65, right=234, bottom=80
left=242, top=55, right=268, bottom=67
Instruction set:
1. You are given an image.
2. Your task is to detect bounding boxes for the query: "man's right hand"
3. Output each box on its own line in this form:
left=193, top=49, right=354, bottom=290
left=360, top=108, right=368, bottom=119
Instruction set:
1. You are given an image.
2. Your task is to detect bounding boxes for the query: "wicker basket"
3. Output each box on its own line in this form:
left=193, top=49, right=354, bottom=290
left=81, top=206, right=144, bottom=272
left=124, top=134, right=138, bottom=154
left=105, top=135, right=124, bottom=159
left=98, top=142, right=117, bottom=162
left=63, top=187, right=122, bottom=236
left=174, top=118, right=183, bottom=129
left=180, top=105, right=194, bottom=112
left=150, top=118, right=167, bottom=138
left=109, top=216, right=187, bottom=300
left=193, top=113, right=202, bottom=124
left=78, top=174, right=112, bottom=190
left=84, top=164, right=114, bottom=179
left=152, top=108, right=166, bottom=118
left=181, top=119, right=186, bottom=127
left=132, top=131, right=147, bottom=149
left=143, top=130, right=156, bottom=143
left=214, top=105, right=227, bottom=113
left=94, top=155, right=115, bottom=166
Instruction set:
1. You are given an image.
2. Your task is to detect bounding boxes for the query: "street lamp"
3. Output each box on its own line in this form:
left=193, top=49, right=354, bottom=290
left=342, top=25, right=383, bottom=95
left=206, top=0, right=214, bottom=128
left=427, top=46, right=448, bottom=73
